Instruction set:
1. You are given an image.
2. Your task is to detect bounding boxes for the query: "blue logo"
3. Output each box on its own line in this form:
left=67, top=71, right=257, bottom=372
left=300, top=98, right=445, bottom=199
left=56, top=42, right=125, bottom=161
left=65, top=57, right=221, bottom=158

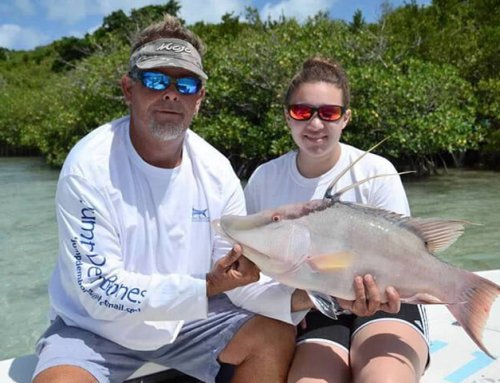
left=192, top=207, right=209, bottom=222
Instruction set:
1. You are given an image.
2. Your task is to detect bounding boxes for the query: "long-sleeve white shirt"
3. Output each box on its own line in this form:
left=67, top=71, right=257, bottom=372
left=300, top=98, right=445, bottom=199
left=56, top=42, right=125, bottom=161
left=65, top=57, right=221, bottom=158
left=48, top=116, right=297, bottom=351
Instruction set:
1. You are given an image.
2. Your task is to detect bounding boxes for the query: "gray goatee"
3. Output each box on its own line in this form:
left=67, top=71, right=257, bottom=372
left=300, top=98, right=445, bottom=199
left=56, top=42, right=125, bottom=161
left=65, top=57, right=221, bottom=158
left=149, top=120, right=188, bottom=142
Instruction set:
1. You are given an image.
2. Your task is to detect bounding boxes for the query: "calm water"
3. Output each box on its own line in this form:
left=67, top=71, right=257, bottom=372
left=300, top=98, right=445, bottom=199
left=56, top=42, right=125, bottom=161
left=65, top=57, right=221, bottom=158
left=0, top=158, right=59, bottom=360
left=405, top=170, right=500, bottom=272
left=0, top=158, right=499, bottom=360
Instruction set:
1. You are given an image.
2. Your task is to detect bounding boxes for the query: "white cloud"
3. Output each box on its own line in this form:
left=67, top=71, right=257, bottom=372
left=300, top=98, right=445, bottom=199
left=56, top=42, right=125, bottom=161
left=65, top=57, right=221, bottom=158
left=1, top=0, right=251, bottom=49
left=260, top=0, right=333, bottom=22
left=0, top=24, right=48, bottom=50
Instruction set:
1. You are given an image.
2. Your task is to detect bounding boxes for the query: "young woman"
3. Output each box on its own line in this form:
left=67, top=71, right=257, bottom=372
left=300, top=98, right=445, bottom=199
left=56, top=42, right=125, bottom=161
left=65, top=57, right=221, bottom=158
left=244, top=57, right=430, bottom=383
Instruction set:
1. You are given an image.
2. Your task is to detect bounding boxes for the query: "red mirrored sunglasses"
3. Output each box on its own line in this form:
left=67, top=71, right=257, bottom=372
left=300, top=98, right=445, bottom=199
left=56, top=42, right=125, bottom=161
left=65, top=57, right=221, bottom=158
left=288, top=104, right=346, bottom=122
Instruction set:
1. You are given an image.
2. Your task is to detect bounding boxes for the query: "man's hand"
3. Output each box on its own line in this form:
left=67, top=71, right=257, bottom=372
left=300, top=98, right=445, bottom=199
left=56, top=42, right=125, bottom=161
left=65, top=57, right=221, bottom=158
left=206, top=244, right=260, bottom=297
left=336, top=274, right=401, bottom=317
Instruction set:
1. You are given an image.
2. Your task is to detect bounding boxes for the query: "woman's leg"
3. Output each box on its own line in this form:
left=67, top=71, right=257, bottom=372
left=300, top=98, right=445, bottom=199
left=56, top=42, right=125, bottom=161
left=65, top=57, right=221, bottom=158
left=287, top=311, right=354, bottom=383
left=287, top=340, right=350, bottom=383
left=350, top=315, right=429, bottom=383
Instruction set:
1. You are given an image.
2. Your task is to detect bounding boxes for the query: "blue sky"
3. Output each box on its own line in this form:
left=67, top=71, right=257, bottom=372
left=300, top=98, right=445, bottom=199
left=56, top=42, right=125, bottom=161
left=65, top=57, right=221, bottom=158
left=0, top=0, right=431, bottom=51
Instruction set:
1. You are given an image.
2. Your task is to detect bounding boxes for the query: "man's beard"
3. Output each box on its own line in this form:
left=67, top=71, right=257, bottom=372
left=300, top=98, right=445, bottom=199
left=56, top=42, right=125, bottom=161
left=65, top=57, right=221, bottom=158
left=149, top=119, right=190, bottom=142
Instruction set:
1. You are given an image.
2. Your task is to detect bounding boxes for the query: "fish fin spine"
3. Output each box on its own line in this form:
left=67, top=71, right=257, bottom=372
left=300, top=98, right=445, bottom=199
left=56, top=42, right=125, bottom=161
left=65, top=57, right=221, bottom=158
left=330, top=171, right=414, bottom=202
left=323, top=137, right=391, bottom=200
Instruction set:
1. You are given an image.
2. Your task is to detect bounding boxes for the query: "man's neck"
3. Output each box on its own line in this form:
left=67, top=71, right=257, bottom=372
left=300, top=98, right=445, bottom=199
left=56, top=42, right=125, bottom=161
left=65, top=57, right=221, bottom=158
left=143, top=142, right=184, bottom=168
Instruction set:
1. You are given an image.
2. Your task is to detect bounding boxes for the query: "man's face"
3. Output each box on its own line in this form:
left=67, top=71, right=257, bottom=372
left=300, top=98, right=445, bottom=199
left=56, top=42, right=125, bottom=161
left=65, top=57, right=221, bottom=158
left=122, top=67, right=205, bottom=142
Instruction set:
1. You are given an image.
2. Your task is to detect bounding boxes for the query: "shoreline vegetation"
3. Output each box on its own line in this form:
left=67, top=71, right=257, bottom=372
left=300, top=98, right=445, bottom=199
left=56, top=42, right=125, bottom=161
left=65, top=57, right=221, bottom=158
left=1, top=0, right=499, bottom=177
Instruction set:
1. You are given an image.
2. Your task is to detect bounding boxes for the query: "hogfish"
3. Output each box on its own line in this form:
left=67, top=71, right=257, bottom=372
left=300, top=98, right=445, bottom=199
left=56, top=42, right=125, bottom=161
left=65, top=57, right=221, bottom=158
left=213, top=145, right=500, bottom=358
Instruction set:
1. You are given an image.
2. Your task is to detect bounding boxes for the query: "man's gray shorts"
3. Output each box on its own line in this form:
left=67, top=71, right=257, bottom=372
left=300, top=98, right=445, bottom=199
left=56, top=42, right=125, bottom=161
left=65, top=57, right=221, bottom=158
left=33, top=295, right=254, bottom=383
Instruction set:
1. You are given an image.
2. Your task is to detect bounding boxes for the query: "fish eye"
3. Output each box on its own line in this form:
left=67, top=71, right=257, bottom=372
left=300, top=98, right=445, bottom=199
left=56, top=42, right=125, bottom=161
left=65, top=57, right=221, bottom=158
left=271, top=214, right=281, bottom=222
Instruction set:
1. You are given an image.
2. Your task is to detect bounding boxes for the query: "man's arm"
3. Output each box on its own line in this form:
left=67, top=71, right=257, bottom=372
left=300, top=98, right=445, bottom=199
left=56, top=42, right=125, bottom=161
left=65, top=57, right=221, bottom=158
left=55, top=174, right=210, bottom=322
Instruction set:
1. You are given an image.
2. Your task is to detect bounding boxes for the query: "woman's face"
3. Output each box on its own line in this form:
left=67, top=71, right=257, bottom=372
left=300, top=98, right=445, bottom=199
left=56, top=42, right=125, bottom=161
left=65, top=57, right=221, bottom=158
left=286, top=81, right=350, bottom=162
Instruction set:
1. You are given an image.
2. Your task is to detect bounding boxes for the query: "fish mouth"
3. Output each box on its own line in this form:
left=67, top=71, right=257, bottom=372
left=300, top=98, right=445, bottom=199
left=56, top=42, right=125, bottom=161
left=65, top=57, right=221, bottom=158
left=212, top=217, right=303, bottom=276
left=212, top=217, right=255, bottom=245
left=212, top=218, right=246, bottom=248
left=211, top=218, right=274, bottom=262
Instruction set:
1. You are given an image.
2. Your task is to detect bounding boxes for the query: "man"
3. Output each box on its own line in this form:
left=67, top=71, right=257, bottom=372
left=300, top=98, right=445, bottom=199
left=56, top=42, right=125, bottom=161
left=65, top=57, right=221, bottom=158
left=32, top=15, right=303, bottom=383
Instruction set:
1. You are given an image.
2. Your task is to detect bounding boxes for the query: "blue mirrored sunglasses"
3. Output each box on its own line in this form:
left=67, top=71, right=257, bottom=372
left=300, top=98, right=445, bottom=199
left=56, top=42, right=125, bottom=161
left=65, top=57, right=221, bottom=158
left=130, top=70, right=202, bottom=95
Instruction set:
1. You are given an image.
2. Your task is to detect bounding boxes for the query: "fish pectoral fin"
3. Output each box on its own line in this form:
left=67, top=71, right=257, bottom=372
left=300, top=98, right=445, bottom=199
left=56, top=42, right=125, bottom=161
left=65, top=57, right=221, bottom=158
left=401, top=293, right=445, bottom=304
left=306, top=291, right=341, bottom=320
left=306, top=251, right=354, bottom=272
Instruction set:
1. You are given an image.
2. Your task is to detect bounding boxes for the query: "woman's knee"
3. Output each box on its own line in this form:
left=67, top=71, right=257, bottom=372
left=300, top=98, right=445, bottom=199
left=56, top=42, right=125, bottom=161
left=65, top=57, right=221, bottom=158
left=287, top=342, right=350, bottom=383
left=350, top=321, right=428, bottom=383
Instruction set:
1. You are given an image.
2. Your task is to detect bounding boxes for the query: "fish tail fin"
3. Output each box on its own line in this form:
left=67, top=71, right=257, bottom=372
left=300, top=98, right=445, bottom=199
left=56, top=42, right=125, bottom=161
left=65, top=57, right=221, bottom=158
left=446, top=272, right=500, bottom=359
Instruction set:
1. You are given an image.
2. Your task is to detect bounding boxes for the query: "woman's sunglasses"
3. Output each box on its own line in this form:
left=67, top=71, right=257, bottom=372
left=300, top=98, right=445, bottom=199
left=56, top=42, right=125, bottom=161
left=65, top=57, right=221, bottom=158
left=129, top=70, right=202, bottom=95
left=288, top=104, right=346, bottom=122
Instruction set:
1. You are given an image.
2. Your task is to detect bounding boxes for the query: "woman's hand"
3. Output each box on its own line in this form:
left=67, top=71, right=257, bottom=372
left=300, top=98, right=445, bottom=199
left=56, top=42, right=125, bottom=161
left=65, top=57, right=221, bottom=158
left=336, top=274, right=401, bottom=317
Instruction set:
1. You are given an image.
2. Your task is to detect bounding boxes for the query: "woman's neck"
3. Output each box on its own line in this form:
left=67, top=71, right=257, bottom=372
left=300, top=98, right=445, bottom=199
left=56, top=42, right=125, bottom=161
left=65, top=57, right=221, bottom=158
left=296, top=145, right=341, bottom=178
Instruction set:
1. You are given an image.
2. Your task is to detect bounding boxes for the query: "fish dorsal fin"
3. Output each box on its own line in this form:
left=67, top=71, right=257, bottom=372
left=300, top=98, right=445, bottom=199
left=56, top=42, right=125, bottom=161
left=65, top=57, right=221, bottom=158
left=401, top=218, right=470, bottom=253
left=340, top=201, right=410, bottom=224
left=337, top=203, right=470, bottom=254
left=306, top=251, right=355, bottom=272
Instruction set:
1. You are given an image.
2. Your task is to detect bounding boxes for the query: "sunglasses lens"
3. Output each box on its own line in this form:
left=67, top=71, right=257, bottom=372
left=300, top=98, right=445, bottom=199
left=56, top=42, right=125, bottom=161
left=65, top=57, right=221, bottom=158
left=176, top=77, right=201, bottom=95
left=141, top=72, right=170, bottom=91
left=318, top=105, right=343, bottom=121
left=289, top=105, right=314, bottom=120
left=137, top=72, right=201, bottom=95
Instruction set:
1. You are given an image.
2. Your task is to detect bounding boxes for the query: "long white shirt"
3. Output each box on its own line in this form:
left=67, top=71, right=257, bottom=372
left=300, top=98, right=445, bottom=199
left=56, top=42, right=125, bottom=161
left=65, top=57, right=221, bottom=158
left=245, top=143, right=410, bottom=215
left=48, top=116, right=297, bottom=351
